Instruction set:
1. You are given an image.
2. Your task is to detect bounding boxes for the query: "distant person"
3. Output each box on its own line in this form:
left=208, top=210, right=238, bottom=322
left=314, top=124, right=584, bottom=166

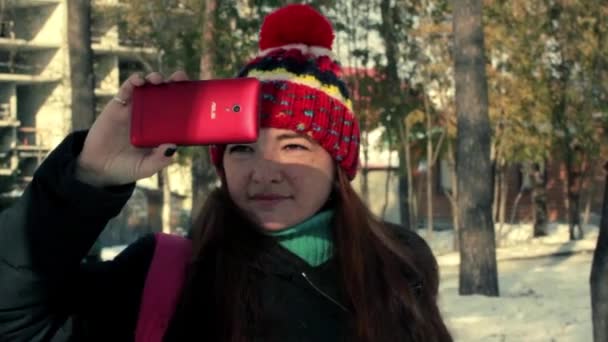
left=0, top=4, right=452, bottom=341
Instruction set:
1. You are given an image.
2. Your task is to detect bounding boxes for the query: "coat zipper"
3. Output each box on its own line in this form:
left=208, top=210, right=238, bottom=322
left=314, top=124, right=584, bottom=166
left=301, top=272, right=349, bottom=313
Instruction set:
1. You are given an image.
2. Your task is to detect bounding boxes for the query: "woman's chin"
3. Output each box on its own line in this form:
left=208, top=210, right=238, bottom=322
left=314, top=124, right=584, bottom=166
left=259, top=221, right=290, bottom=232
left=247, top=210, right=309, bottom=232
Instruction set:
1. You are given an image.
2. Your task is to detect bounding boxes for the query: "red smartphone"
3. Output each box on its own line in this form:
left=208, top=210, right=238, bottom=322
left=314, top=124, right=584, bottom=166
left=130, top=78, right=261, bottom=147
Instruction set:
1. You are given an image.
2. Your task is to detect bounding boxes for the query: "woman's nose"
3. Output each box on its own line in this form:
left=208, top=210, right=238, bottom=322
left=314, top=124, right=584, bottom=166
left=250, top=154, right=284, bottom=184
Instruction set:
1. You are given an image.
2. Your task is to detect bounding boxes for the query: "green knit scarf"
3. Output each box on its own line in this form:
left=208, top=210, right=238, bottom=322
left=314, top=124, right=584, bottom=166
left=266, top=210, right=334, bottom=267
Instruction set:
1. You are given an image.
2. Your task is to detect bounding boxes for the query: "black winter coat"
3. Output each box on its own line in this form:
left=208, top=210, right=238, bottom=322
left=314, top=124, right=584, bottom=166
left=0, top=131, right=438, bottom=342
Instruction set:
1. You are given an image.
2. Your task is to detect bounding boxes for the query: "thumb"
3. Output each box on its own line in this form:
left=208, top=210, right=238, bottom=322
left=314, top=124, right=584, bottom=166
left=138, top=144, right=178, bottom=177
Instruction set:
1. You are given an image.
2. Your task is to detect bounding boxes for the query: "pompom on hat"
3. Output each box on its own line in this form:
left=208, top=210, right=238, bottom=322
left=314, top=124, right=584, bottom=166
left=210, top=4, right=360, bottom=180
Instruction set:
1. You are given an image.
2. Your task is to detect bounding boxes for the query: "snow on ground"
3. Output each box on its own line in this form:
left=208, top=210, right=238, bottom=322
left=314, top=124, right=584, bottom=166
left=418, top=223, right=599, bottom=256
left=439, top=252, right=593, bottom=342
left=428, top=223, right=599, bottom=342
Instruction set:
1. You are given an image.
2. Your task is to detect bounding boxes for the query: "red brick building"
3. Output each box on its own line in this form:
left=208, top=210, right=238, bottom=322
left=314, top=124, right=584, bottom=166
left=410, top=158, right=606, bottom=228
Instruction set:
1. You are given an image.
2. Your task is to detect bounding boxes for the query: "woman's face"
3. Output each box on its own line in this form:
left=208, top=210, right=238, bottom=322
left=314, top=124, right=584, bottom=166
left=223, top=128, right=335, bottom=231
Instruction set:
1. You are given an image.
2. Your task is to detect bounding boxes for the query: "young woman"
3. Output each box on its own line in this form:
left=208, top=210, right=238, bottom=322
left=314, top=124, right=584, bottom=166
left=0, top=4, right=452, bottom=342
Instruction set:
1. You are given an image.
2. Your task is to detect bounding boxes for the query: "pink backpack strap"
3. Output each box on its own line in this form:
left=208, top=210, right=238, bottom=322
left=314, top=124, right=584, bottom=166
left=135, top=232, right=192, bottom=342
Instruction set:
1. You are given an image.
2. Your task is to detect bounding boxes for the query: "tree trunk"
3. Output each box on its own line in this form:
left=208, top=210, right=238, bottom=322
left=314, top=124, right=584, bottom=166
left=583, top=192, right=593, bottom=226
left=545, top=11, right=582, bottom=240
left=191, top=149, right=217, bottom=220
left=493, top=161, right=500, bottom=221
left=566, top=157, right=584, bottom=240
left=588, top=6, right=607, bottom=339
left=200, top=0, right=217, bottom=79
left=158, top=169, right=172, bottom=234
left=381, top=129, right=394, bottom=220
left=380, top=0, right=410, bottom=227
left=590, top=161, right=608, bottom=342
left=191, top=0, right=219, bottom=221
left=491, top=115, right=505, bottom=223
left=569, top=190, right=583, bottom=240
left=350, top=5, right=371, bottom=208
left=579, top=155, right=597, bottom=227
left=397, top=146, right=410, bottom=228
left=379, top=0, right=400, bottom=108
left=532, top=163, right=548, bottom=237
left=453, top=0, right=499, bottom=296
left=67, top=0, right=95, bottom=130
left=425, top=93, right=434, bottom=240
left=397, top=118, right=414, bottom=229
left=153, top=46, right=172, bottom=236
left=498, top=162, right=508, bottom=232
left=509, top=186, right=524, bottom=225
left=445, top=139, right=460, bottom=251
left=405, top=121, right=416, bottom=229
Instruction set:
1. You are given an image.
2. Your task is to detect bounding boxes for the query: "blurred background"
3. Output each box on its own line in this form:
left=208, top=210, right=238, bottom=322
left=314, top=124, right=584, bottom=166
left=0, top=1, right=606, bottom=340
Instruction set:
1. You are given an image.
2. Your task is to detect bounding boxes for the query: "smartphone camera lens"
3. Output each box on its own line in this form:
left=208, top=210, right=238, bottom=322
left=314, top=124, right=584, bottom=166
left=232, top=105, right=241, bottom=113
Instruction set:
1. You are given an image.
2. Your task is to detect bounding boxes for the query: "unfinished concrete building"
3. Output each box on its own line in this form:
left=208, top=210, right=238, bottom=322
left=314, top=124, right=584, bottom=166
left=0, top=0, right=192, bottom=237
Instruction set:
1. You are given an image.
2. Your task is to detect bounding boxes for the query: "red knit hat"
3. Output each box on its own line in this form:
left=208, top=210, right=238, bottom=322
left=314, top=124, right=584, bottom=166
left=210, top=4, right=360, bottom=180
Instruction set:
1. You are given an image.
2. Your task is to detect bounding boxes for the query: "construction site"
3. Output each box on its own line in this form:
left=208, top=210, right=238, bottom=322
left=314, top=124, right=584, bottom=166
left=0, top=0, right=192, bottom=242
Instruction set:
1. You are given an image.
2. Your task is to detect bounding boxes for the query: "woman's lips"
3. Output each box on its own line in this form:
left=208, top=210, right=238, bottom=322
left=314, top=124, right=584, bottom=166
left=251, top=194, right=289, bottom=200
left=249, top=194, right=291, bottom=208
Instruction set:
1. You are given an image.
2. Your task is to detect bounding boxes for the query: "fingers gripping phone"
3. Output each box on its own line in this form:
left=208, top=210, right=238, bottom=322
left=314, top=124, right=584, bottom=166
left=130, top=78, right=261, bottom=147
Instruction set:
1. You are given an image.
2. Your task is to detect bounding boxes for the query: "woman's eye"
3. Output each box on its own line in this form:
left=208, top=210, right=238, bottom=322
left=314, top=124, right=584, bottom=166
left=284, top=144, right=309, bottom=151
left=228, top=145, right=254, bottom=153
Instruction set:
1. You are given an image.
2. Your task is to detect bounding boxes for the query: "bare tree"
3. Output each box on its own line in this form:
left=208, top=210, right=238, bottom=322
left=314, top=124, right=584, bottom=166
left=378, top=0, right=414, bottom=229
left=422, top=88, right=445, bottom=240
left=67, top=0, right=95, bottom=131
left=531, top=162, right=548, bottom=236
left=444, top=139, right=460, bottom=250
left=190, top=0, right=219, bottom=221
left=397, top=116, right=417, bottom=230
left=590, top=161, right=608, bottom=342
left=453, top=0, right=499, bottom=296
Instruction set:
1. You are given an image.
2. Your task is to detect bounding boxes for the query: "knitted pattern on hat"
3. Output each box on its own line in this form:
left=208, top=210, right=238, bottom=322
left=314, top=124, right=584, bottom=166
left=210, top=4, right=360, bottom=180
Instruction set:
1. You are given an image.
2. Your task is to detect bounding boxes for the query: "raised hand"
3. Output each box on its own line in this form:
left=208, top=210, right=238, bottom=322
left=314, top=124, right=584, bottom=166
left=75, top=71, right=189, bottom=187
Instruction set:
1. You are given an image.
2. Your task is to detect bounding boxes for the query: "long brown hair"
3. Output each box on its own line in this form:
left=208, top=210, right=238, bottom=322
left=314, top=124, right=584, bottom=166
left=164, top=168, right=452, bottom=341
